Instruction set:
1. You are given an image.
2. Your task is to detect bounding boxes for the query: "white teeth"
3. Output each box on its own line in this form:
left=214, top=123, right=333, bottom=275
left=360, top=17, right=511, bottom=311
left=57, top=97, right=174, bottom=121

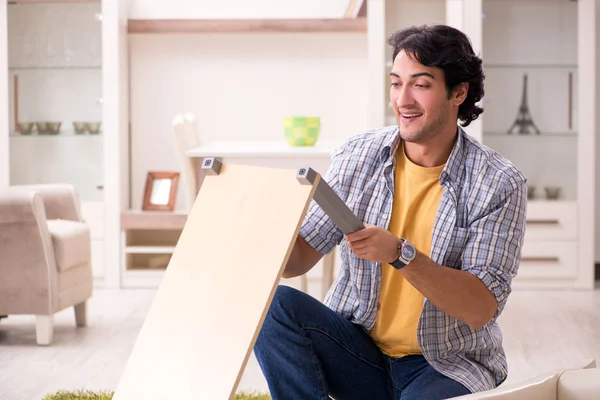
left=401, top=113, right=422, bottom=118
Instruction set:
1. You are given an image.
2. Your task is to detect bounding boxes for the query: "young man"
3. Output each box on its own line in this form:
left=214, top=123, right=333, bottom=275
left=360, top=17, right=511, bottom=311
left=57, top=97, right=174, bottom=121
left=254, top=25, right=527, bottom=400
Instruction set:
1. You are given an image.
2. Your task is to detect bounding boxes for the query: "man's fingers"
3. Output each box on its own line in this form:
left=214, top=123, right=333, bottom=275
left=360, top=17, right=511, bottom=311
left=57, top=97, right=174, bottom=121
left=346, top=225, right=373, bottom=241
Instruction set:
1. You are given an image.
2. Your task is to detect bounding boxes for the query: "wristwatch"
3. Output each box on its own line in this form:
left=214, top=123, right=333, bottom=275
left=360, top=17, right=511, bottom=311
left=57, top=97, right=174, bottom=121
left=390, top=238, right=416, bottom=269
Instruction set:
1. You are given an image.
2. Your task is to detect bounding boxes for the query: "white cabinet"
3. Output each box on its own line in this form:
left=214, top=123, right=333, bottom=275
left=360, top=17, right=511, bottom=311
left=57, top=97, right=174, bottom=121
left=452, top=0, right=596, bottom=289
left=81, top=201, right=104, bottom=278
left=367, top=0, right=596, bottom=289
left=0, top=0, right=129, bottom=288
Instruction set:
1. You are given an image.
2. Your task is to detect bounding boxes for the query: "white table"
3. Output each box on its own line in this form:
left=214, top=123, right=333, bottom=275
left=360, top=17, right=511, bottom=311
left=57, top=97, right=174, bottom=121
left=186, top=140, right=341, bottom=301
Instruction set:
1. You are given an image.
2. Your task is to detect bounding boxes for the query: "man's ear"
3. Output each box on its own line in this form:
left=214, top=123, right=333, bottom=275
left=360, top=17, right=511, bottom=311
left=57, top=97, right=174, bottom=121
left=453, top=82, right=469, bottom=106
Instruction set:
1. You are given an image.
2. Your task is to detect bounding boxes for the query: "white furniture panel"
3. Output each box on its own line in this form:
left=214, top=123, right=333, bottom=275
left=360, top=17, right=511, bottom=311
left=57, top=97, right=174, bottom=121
left=186, top=141, right=338, bottom=300
left=91, top=239, right=104, bottom=279
left=524, top=202, right=578, bottom=241
left=81, top=201, right=105, bottom=240
left=516, top=240, right=578, bottom=281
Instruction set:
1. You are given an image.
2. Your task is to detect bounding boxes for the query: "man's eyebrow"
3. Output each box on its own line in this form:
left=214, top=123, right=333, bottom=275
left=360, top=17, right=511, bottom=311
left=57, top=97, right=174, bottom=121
left=389, top=72, right=435, bottom=79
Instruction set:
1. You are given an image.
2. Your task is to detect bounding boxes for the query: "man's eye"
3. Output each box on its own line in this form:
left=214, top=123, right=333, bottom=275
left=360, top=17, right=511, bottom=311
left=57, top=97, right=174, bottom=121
left=416, top=84, right=429, bottom=88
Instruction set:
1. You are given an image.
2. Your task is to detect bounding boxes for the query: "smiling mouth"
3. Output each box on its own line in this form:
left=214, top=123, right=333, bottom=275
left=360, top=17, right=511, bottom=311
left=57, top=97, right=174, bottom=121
left=400, top=112, right=423, bottom=119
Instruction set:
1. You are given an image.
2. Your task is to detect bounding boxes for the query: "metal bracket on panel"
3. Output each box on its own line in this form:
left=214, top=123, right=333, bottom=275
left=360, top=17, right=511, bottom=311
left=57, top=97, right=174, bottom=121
left=297, top=167, right=365, bottom=235
left=296, top=166, right=318, bottom=185
left=202, top=157, right=222, bottom=175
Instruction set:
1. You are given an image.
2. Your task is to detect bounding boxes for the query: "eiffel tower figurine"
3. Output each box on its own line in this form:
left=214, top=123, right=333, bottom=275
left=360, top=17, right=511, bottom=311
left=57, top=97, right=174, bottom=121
left=507, top=74, right=540, bottom=135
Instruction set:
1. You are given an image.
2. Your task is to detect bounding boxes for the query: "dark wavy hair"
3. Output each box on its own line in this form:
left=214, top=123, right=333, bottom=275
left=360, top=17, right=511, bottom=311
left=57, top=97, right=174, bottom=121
left=388, top=25, right=484, bottom=127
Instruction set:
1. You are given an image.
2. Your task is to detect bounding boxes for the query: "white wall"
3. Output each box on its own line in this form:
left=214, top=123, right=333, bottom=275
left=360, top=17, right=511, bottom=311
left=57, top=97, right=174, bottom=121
left=128, top=0, right=351, bottom=19
left=127, top=0, right=369, bottom=210
left=129, top=32, right=368, bottom=210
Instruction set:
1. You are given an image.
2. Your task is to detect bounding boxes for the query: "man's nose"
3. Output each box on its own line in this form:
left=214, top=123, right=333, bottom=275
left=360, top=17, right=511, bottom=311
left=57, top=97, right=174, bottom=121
left=396, top=87, right=415, bottom=109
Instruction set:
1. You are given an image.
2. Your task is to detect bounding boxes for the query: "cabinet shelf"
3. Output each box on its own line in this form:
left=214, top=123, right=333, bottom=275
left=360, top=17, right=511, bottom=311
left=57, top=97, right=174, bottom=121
left=9, top=65, right=101, bottom=70
left=127, top=18, right=368, bottom=34
left=484, top=131, right=577, bottom=138
left=7, top=0, right=99, bottom=3
left=125, top=246, right=176, bottom=254
left=10, top=130, right=102, bottom=137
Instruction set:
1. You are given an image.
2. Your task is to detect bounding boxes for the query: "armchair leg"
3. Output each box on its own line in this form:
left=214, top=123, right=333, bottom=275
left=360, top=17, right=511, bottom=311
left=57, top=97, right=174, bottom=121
left=74, top=302, right=87, bottom=327
left=35, top=315, right=54, bottom=345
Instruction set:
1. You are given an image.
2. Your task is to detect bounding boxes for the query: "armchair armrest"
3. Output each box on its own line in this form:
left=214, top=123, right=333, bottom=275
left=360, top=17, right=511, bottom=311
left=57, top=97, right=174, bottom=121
left=11, top=184, right=83, bottom=222
left=0, top=189, right=59, bottom=313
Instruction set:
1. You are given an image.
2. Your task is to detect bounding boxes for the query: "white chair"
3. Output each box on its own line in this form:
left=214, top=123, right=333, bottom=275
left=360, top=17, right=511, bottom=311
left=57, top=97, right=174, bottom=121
left=172, top=113, right=202, bottom=212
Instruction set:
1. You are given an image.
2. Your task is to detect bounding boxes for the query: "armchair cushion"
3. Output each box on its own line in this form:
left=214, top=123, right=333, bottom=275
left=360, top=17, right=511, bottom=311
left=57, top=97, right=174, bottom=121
left=558, top=369, right=600, bottom=400
left=47, top=219, right=91, bottom=272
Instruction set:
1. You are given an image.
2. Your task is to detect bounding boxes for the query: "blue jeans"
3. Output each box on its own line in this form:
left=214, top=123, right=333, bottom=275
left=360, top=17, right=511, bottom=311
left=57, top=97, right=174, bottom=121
left=254, top=286, right=472, bottom=400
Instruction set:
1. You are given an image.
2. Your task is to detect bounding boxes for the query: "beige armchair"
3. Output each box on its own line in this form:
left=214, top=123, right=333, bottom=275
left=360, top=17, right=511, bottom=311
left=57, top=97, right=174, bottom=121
left=455, top=360, right=599, bottom=400
left=0, top=184, right=93, bottom=345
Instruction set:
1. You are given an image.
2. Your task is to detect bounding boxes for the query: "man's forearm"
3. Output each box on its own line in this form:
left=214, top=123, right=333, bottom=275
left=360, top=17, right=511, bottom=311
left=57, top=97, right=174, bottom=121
left=400, top=251, right=498, bottom=330
left=282, top=236, right=323, bottom=278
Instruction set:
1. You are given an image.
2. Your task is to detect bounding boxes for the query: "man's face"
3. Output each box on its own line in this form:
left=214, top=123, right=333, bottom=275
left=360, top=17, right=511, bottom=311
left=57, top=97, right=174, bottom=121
left=389, top=50, right=454, bottom=143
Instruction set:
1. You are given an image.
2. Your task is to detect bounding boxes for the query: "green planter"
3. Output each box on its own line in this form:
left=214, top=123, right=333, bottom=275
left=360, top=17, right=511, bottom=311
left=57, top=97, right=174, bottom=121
left=283, top=116, right=321, bottom=146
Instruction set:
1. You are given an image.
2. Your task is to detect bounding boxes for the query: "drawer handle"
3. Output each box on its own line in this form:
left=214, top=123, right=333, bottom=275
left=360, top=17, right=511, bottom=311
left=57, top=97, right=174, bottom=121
left=522, top=256, right=560, bottom=263
left=527, top=219, right=560, bottom=225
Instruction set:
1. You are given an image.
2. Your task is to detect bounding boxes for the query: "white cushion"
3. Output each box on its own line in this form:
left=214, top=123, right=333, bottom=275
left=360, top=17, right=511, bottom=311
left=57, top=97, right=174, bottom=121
left=558, top=369, right=600, bottom=400
left=47, top=219, right=90, bottom=272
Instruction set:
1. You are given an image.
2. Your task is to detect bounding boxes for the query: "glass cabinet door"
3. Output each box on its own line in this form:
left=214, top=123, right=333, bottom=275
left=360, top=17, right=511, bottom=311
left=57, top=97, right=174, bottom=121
left=481, top=0, right=578, bottom=202
left=7, top=1, right=103, bottom=203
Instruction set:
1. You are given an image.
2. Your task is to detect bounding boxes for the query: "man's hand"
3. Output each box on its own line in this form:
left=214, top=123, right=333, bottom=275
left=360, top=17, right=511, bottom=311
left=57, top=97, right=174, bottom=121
left=345, top=224, right=401, bottom=264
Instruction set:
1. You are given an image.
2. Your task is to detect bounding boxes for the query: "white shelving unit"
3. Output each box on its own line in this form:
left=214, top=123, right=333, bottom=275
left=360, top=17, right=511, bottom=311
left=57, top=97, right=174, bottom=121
left=0, top=0, right=130, bottom=288
left=367, top=0, right=596, bottom=289
left=120, top=210, right=187, bottom=287
left=452, top=0, right=595, bottom=289
left=478, top=0, right=595, bottom=289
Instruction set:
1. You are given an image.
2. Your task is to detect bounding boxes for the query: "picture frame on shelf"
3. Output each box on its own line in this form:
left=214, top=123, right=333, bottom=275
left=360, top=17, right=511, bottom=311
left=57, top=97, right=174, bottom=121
left=142, top=171, right=180, bottom=211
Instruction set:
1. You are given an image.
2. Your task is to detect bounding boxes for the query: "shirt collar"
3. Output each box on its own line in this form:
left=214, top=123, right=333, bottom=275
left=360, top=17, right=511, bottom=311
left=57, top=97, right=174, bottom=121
left=381, top=125, right=468, bottom=187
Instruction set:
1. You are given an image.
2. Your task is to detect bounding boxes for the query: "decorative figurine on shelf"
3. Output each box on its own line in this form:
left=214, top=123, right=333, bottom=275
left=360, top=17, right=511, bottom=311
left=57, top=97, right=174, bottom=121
left=507, top=74, right=541, bottom=135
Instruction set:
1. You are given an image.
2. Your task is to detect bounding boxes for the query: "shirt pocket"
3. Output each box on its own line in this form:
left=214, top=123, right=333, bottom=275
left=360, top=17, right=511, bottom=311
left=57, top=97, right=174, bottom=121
left=444, top=227, right=469, bottom=269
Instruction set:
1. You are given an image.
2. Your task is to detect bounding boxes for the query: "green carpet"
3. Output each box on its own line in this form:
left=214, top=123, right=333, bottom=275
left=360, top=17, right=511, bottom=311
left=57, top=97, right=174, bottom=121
left=42, top=390, right=271, bottom=400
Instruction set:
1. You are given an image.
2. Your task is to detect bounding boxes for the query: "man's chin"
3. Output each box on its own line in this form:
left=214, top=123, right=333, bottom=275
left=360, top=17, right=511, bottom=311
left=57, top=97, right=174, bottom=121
left=399, top=129, right=422, bottom=143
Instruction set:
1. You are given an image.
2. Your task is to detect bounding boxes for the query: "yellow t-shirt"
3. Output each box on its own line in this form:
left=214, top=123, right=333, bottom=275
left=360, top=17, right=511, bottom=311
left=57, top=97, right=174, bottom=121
left=370, top=143, right=445, bottom=357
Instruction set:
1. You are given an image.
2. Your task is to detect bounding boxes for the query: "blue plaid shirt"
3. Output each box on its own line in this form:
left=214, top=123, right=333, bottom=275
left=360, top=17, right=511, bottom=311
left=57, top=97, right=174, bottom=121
left=299, top=125, right=527, bottom=394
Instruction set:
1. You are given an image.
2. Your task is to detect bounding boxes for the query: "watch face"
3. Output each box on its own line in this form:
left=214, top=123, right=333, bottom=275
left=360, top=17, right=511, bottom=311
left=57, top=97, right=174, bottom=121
left=402, top=243, right=416, bottom=260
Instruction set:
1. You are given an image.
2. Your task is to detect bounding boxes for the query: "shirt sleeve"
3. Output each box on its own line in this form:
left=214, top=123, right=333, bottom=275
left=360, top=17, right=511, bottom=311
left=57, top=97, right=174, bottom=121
left=298, top=148, right=346, bottom=255
left=462, top=178, right=527, bottom=320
